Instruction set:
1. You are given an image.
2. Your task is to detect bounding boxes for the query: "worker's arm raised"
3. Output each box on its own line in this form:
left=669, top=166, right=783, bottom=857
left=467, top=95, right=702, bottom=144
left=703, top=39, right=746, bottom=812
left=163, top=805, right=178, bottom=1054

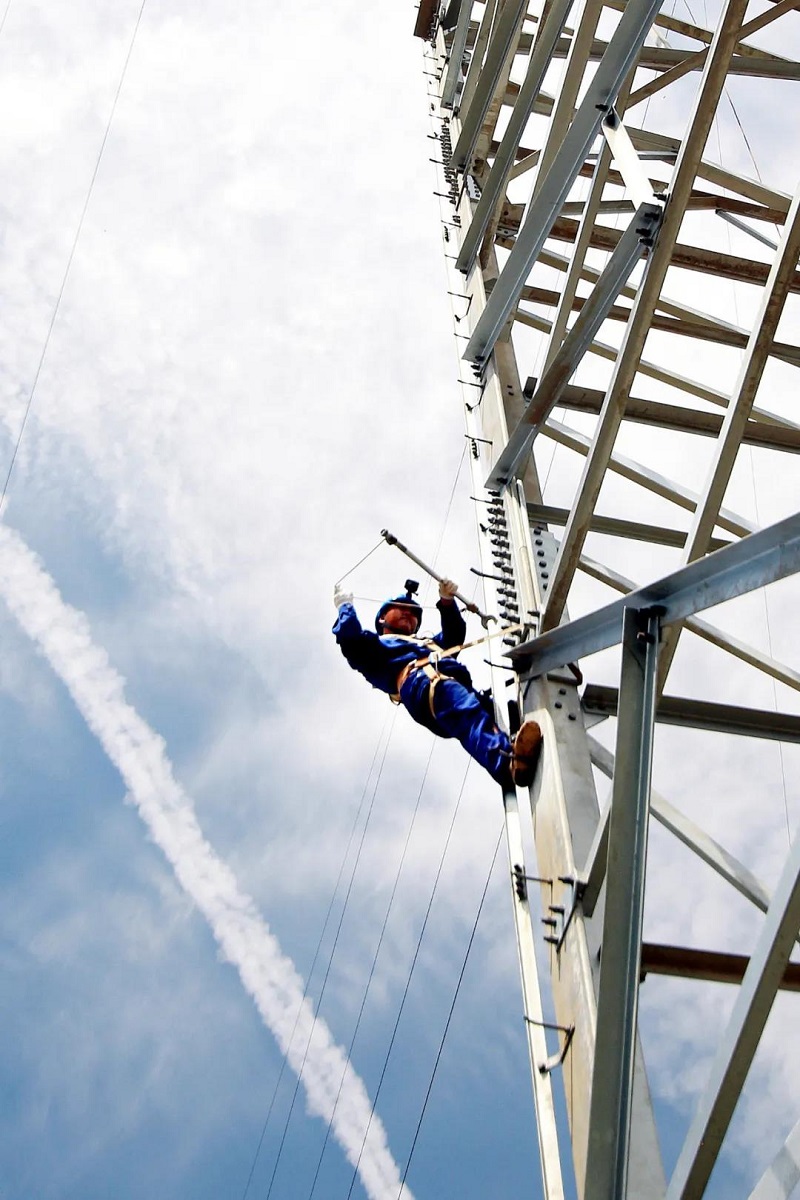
left=436, top=579, right=467, bottom=649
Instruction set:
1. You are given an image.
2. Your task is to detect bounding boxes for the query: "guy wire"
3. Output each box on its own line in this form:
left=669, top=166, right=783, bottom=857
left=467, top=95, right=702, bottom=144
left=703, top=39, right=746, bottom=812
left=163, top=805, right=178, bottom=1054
left=262, top=442, right=471, bottom=1195
left=306, top=736, right=439, bottom=1200
left=0, top=0, right=150, bottom=514
left=335, top=538, right=385, bottom=587
left=397, top=824, right=505, bottom=1197
left=240, top=709, right=396, bottom=1199
left=304, top=445, right=470, bottom=1196
left=258, top=710, right=399, bottom=1200
left=0, top=0, right=12, bottom=39
left=344, top=758, right=473, bottom=1200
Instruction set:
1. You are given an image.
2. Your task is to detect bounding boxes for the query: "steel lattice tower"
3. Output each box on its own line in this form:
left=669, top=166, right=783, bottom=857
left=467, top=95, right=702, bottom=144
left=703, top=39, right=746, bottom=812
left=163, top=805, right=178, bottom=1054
left=413, top=0, right=800, bottom=1196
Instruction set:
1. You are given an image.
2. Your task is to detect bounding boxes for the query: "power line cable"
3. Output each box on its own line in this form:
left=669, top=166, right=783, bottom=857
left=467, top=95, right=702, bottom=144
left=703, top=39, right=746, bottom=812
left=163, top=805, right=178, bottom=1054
left=306, top=736, right=439, bottom=1200
left=427, top=442, right=467, bottom=572
left=344, top=759, right=472, bottom=1199
left=0, top=0, right=13, bottom=39
left=240, top=711, right=395, bottom=1199
left=260, top=711, right=399, bottom=1200
left=397, top=824, right=505, bottom=1198
left=262, top=446, right=470, bottom=1194
left=0, top=0, right=149, bottom=516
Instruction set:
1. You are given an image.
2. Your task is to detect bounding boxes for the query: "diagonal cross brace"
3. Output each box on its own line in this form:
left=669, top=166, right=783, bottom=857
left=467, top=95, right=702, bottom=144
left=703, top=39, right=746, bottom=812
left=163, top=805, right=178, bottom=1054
left=455, top=0, right=575, bottom=273
left=485, top=200, right=663, bottom=488
left=463, top=0, right=665, bottom=364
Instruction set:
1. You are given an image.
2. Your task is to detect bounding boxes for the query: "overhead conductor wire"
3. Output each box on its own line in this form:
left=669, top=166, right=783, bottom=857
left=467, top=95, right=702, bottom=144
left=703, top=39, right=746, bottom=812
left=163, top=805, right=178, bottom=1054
left=306, top=460, right=473, bottom=1197
left=398, top=825, right=505, bottom=1198
left=306, top=736, right=440, bottom=1200
left=254, top=710, right=399, bottom=1200
left=344, top=757, right=473, bottom=1200
left=0, top=0, right=150, bottom=515
left=0, top=0, right=13, bottom=39
left=239, top=710, right=396, bottom=1200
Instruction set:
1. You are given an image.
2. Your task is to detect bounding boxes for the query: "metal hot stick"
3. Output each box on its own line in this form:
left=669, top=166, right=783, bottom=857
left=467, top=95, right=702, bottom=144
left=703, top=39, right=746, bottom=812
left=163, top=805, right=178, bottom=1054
left=381, top=528, right=496, bottom=627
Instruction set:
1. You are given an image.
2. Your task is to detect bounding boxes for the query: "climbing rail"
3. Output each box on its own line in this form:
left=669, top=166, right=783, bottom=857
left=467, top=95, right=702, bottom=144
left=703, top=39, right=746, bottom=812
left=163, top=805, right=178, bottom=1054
left=416, top=0, right=800, bottom=1195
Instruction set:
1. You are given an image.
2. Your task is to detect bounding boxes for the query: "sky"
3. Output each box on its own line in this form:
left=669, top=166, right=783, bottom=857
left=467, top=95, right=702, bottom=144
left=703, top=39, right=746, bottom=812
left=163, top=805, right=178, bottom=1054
left=0, top=2, right=799, bottom=1199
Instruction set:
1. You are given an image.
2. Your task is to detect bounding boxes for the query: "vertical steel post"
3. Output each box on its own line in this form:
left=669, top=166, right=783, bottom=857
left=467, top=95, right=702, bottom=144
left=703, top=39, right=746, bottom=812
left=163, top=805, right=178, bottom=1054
left=585, top=606, right=661, bottom=1200
left=419, top=0, right=800, bottom=1188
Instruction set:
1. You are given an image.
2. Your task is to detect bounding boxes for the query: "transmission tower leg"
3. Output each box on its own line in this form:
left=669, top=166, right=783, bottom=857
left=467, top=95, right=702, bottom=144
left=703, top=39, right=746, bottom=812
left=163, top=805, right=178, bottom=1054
left=413, top=0, right=800, bottom=1189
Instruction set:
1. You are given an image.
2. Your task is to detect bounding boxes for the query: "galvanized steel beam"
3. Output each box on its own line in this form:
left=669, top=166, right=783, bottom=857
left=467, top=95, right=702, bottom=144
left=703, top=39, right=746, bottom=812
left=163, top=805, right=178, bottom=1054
left=588, top=738, right=779, bottom=926
left=582, top=684, right=800, bottom=742
left=657, top=185, right=800, bottom=690
left=578, top=555, right=800, bottom=694
left=540, top=0, right=750, bottom=633
left=455, top=0, right=574, bottom=271
left=485, top=201, right=662, bottom=487
left=509, top=513, right=800, bottom=676
left=463, top=0, right=664, bottom=364
left=584, top=606, right=660, bottom=1200
left=666, top=823, right=800, bottom=1198
left=441, top=0, right=475, bottom=108
left=452, top=0, right=528, bottom=170
left=749, top=1117, right=800, bottom=1200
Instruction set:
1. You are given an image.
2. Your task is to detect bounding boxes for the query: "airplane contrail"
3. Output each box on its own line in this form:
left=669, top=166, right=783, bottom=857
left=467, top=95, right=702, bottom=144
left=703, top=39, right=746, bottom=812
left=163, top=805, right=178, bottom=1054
left=0, top=522, right=412, bottom=1200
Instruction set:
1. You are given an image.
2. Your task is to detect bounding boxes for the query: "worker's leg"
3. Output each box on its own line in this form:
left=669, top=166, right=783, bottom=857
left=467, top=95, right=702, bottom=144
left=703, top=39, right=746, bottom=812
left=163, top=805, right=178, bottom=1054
left=428, top=677, right=513, bottom=784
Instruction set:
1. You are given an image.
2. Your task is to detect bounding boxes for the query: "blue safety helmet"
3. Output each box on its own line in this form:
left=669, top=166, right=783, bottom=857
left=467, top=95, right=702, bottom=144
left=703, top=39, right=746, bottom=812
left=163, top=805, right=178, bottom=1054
left=375, top=593, right=423, bottom=633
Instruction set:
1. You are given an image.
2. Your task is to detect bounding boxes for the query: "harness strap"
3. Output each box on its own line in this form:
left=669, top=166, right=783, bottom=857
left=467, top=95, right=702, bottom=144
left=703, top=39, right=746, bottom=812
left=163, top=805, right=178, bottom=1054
left=391, top=658, right=444, bottom=717
left=389, top=622, right=528, bottom=711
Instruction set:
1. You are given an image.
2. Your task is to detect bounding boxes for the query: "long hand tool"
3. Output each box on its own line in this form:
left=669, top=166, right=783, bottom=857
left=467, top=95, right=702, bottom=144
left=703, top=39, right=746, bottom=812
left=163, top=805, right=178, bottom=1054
left=380, top=529, right=496, bottom=627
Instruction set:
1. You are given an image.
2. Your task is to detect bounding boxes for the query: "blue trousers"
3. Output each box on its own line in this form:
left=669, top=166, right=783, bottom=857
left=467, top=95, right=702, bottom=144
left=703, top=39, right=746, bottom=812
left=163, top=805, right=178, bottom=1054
left=400, top=672, right=512, bottom=785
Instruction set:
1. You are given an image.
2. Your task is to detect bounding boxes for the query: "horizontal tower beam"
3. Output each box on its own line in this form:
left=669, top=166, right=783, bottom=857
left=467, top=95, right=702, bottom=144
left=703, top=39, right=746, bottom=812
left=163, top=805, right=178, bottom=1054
left=509, top=512, right=800, bottom=675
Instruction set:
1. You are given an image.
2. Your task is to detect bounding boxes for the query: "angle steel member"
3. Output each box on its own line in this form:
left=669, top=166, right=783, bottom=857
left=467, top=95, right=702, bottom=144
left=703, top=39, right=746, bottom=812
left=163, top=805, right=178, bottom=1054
left=748, top=1116, right=800, bottom=1200
left=539, top=0, right=752, bottom=635
left=508, top=513, right=800, bottom=678
left=422, top=20, right=666, bottom=1200
left=463, top=0, right=666, bottom=365
left=584, top=606, right=661, bottom=1200
left=666, top=821, right=800, bottom=1199
left=451, top=0, right=529, bottom=173
left=421, top=0, right=800, bottom=1187
left=463, top=399, right=567, bottom=1200
left=440, top=0, right=472, bottom=109
left=485, top=199, right=663, bottom=489
left=454, top=0, right=574, bottom=273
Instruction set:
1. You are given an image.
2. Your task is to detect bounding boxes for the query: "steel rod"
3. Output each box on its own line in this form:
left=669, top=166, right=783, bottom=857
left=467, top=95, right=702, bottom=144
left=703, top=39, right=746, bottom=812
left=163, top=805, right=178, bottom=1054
left=584, top=606, right=660, bottom=1200
left=380, top=528, right=495, bottom=625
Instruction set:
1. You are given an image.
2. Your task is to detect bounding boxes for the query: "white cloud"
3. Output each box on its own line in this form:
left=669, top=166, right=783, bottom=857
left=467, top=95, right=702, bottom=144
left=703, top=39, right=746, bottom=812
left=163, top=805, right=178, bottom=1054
left=0, top=520, right=413, bottom=1200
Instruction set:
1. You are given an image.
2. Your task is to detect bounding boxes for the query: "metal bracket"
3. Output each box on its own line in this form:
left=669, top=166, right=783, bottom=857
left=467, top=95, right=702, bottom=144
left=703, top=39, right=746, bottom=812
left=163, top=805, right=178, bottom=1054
left=542, top=874, right=580, bottom=953
left=513, top=864, right=553, bottom=904
left=601, top=108, right=664, bottom=210
left=524, top=1016, right=576, bottom=1073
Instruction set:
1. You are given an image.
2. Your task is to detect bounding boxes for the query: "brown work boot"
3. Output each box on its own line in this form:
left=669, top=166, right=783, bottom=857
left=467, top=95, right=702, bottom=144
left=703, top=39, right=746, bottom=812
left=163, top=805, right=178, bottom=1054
left=510, top=718, right=543, bottom=788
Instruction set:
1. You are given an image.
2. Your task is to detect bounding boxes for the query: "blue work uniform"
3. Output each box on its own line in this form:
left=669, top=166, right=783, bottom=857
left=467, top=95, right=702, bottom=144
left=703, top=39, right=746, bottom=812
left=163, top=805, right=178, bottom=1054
left=333, top=600, right=513, bottom=786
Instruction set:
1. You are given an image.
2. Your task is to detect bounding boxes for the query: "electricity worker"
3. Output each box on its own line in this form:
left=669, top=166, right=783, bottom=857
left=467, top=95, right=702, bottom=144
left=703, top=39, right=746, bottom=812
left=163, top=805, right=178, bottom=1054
left=332, top=579, right=542, bottom=790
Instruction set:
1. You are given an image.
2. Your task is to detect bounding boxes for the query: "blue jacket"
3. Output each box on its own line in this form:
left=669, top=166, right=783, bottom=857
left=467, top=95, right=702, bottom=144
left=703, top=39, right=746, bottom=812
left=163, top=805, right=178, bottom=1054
left=333, top=600, right=470, bottom=695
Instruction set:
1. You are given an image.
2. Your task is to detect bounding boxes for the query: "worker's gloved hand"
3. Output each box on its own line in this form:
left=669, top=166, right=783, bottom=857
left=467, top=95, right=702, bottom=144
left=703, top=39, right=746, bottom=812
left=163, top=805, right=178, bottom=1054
left=438, top=578, right=459, bottom=602
left=334, top=584, right=353, bottom=609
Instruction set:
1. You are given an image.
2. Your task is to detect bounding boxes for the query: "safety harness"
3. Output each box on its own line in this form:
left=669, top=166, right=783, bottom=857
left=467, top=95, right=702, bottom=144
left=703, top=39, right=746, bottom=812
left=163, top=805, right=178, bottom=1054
left=387, top=623, right=526, bottom=718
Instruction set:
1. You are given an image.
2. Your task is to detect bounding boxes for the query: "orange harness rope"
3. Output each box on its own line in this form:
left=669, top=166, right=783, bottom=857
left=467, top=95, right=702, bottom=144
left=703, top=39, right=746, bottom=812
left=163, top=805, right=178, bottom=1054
left=388, top=622, right=526, bottom=716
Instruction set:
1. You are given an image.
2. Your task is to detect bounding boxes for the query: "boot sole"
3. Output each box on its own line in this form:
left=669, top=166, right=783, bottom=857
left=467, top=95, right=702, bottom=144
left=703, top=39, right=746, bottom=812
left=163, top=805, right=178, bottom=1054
left=510, top=720, right=542, bottom=788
